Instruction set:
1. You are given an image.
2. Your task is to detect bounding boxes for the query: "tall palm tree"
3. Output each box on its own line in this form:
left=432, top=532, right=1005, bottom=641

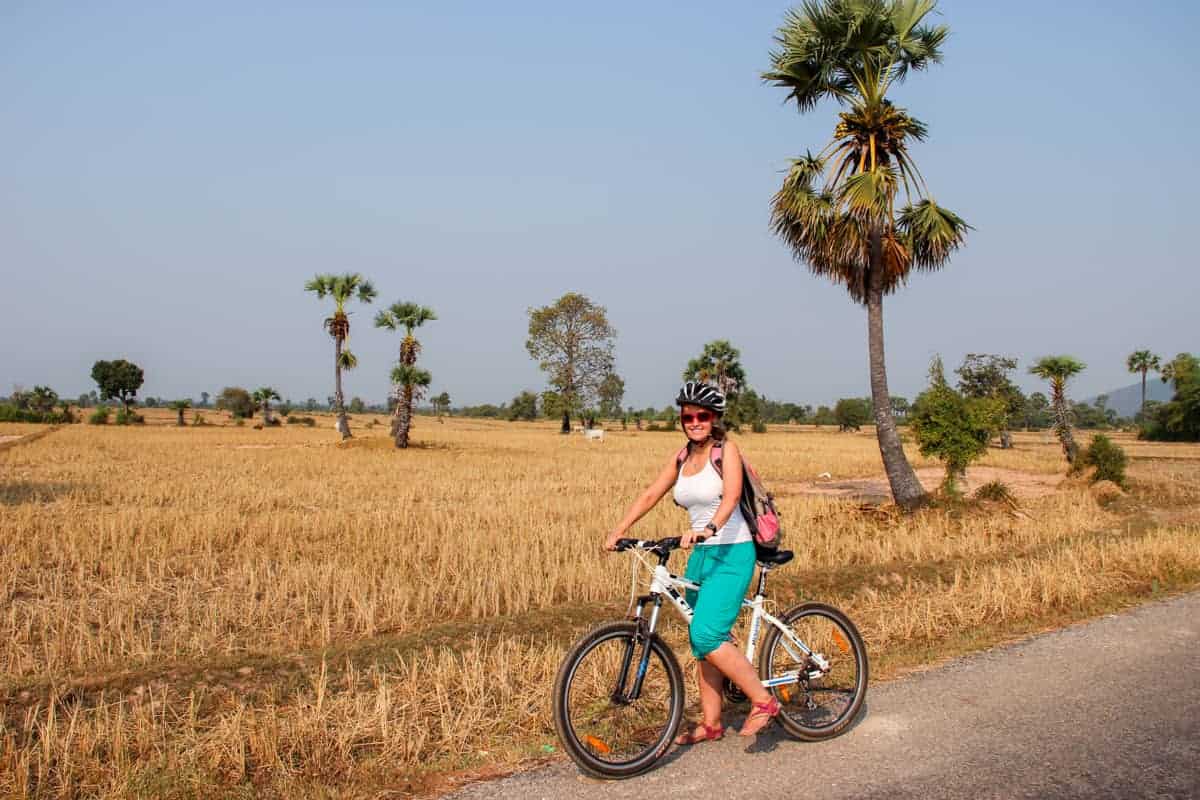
left=252, top=387, right=281, bottom=426
left=764, top=0, right=969, bottom=511
left=1125, top=350, right=1160, bottom=419
left=1029, top=356, right=1086, bottom=464
left=375, top=301, right=437, bottom=448
left=304, top=273, right=376, bottom=439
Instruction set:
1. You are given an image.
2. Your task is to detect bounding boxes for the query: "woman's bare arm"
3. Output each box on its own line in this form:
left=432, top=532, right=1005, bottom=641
left=604, top=453, right=680, bottom=550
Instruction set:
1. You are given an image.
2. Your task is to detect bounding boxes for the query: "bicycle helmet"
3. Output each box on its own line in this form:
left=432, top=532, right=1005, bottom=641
left=675, top=381, right=727, bottom=414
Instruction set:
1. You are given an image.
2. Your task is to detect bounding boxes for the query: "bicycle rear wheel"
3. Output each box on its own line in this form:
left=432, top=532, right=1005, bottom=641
left=552, top=621, right=684, bottom=778
left=758, top=602, right=868, bottom=741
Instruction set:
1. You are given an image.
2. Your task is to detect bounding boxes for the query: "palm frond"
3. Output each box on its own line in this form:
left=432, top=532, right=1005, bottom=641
left=391, top=365, right=432, bottom=388
left=896, top=199, right=970, bottom=270
left=338, top=350, right=359, bottom=371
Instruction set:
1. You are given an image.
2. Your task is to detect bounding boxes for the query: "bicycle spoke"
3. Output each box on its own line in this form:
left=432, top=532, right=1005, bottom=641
left=565, top=632, right=675, bottom=766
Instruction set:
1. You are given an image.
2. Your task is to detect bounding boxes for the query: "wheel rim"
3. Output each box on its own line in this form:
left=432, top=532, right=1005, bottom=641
left=563, top=632, right=675, bottom=767
left=766, top=610, right=863, bottom=731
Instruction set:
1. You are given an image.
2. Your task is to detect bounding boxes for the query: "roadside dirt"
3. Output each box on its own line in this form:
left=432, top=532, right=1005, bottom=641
left=783, top=466, right=1064, bottom=502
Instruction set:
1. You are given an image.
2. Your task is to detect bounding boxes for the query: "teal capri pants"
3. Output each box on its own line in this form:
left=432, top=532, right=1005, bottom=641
left=683, top=541, right=756, bottom=659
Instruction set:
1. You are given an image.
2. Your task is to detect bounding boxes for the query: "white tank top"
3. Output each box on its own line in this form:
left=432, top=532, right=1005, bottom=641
left=672, top=458, right=753, bottom=546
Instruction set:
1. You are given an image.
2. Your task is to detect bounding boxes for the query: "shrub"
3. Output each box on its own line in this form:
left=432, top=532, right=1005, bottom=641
left=89, top=406, right=112, bottom=425
left=192, top=412, right=208, bottom=426
left=751, top=420, right=768, bottom=433
left=287, top=415, right=316, bottom=427
left=114, top=409, right=144, bottom=426
left=2, top=404, right=52, bottom=423
left=974, top=480, right=1015, bottom=504
left=1078, top=434, right=1128, bottom=488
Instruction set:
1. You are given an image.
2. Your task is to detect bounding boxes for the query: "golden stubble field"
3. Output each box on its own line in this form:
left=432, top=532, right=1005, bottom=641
left=2, top=413, right=1199, bottom=798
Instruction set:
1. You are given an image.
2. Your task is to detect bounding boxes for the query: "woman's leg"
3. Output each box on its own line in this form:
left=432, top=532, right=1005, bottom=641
left=696, top=660, right=726, bottom=727
left=704, top=642, right=770, bottom=705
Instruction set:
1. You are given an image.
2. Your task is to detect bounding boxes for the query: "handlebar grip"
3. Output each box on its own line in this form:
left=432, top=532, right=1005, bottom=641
left=658, top=536, right=682, bottom=550
left=613, top=537, right=639, bottom=552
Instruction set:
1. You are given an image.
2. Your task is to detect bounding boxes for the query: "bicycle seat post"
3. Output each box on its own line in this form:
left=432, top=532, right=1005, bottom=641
left=755, top=564, right=770, bottom=598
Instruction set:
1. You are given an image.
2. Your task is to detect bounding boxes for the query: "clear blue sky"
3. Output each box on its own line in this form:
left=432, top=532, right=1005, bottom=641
left=2, top=1, right=1195, bottom=408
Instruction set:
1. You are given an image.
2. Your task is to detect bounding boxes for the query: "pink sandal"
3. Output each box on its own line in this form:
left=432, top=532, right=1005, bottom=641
left=674, top=723, right=725, bottom=746
left=739, top=697, right=781, bottom=737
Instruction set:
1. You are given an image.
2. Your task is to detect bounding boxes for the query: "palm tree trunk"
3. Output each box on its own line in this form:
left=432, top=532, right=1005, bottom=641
left=1140, top=369, right=1147, bottom=418
left=1051, top=380, right=1077, bottom=463
left=866, top=229, right=927, bottom=511
left=561, top=410, right=570, bottom=434
left=334, top=336, right=351, bottom=439
left=396, top=384, right=414, bottom=448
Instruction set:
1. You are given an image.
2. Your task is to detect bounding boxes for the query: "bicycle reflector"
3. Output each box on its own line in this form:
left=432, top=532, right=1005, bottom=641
left=584, top=735, right=611, bottom=754
left=779, top=686, right=792, bottom=702
left=832, top=628, right=851, bottom=654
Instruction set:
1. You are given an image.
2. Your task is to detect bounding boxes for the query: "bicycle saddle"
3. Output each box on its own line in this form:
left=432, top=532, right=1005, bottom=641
left=755, top=547, right=793, bottom=566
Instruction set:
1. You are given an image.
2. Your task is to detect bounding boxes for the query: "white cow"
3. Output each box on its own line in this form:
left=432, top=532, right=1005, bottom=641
left=583, top=428, right=605, bottom=442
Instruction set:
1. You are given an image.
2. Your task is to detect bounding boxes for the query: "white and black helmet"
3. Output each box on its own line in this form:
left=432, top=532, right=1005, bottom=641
left=675, top=381, right=726, bottom=414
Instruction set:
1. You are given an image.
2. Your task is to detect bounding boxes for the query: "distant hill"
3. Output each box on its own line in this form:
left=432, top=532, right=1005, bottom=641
left=1083, top=380, right=1174, bottom=419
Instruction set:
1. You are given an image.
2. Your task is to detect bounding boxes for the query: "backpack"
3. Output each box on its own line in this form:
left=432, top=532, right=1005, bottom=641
left=675, top=439, right=781, bottom=549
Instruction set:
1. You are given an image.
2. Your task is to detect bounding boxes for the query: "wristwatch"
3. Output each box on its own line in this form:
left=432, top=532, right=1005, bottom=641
left=705, top=522, right=719, bottom=536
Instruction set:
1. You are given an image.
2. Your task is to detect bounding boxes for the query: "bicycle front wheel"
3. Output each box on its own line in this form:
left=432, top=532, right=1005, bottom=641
left=759, top=602, right=868, bottom=741
left=552, top=621, right=684, bottom=779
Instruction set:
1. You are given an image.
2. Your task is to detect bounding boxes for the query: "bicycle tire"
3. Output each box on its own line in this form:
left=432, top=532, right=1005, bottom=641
left=758, top=602, right=868, bottom=741
left=552, top=620, right=685, bottom=778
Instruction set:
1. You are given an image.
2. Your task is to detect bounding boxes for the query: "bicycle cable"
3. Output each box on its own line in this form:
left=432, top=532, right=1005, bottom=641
left=624, top=546, right=655, bottom=617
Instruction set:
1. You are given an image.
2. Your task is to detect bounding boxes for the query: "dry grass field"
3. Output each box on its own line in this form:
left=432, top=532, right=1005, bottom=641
left=2, top=413, right=1199, bottom=798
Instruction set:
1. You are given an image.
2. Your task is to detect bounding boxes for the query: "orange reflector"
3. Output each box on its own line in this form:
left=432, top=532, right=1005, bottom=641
left=779, top=687, right=792, bottom=702
left=584, top=735, right=611, bottom=754
left=832, top=628, right=851, bottom=654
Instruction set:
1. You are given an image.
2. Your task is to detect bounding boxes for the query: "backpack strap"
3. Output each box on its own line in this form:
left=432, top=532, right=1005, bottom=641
left=710, top=439, right=724, bottom=477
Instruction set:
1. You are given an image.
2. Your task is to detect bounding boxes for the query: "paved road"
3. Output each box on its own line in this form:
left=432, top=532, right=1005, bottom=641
left=453, top=593, right=1200, bottom=800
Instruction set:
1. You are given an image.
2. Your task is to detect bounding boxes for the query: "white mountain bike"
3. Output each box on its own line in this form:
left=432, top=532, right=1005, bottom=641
left=552, top=537, right=868, bottom=779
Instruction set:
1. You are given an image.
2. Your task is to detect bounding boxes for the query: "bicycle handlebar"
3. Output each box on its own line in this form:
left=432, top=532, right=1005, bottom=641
left=614, top=536, right=682, bottom=555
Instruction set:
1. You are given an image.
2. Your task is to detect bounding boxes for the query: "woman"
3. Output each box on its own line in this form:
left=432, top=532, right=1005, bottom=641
left=604, top=382, right=780, bottom=742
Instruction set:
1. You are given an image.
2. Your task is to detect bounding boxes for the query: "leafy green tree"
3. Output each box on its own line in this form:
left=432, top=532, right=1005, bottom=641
left=1029, top=356, right=1087, bottom=464
left=1021, top=392, right=1051, bottom=429
left=305, top=273, right=376, bottom=439
left=541, top=391, right=565, bottom=421
left=200, top=391, right=210, bottom=408
left=1141, top=353, right=1200, bottom=442
left=91, top=359, right=145, bottom=413
left=509, top=390, right=539, bottom=421
left=252, top=387, right=281, bottom=425
left=956, top=354, right=1024, bottom=448
left=170, top=399, right=191, bottom=426
left=217, top=387, right=254, bottom=419
left=1126, top=350, right=1160, bottom=420
left=375, top=301, right=437, bottom=448
left=526, top=293, right=616, bottom=433
left=834, top=398, right=869, bottom=432
left=812, top=405, right=836, bottom=426
left=911, top=356, right=1003, bottom=494
left=348, top=396, right=367, bottom=414
left=1159, top=353, right=1198, bottom=391
left=597, top=373, right=626, bottom=419
left=765, top=0, right=968, bottom=511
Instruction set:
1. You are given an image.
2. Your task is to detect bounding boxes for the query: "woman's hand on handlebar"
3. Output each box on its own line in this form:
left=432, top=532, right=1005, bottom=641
left=679, top=529, right=710, bottom=550
left=603, top=529, right=626, bottom=552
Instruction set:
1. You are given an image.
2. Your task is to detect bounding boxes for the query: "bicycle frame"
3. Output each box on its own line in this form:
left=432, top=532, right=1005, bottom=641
left=617, top=551, right=830, bottom=702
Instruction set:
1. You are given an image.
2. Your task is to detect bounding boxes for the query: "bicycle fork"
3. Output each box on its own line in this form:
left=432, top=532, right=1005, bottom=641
left=612, top=593, right=663, bottom=703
